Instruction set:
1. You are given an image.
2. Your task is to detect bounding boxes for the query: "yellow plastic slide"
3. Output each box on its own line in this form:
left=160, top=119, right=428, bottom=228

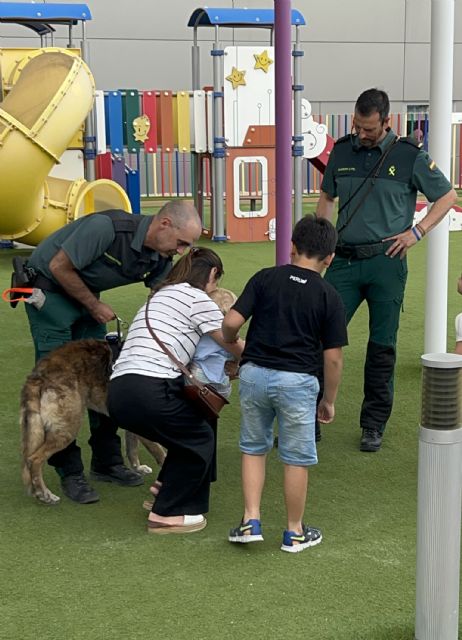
left=0, top=48, right=130, bottom=246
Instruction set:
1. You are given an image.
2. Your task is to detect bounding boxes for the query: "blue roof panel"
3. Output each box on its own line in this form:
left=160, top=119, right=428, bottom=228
left=188, top=7, right=305, bottom=28
left=0, top=3, right=91, bottom=22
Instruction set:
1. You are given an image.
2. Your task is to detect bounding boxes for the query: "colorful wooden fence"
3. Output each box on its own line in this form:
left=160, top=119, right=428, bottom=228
left=94, top=95, right=462, bottom=199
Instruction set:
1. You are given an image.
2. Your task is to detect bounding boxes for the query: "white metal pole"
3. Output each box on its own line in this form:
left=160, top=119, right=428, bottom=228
left=424, top=0, right=455, bottom=353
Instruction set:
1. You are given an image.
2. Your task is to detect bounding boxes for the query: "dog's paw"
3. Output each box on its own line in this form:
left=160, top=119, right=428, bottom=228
left=135, top=464, right=153, bottom=475
left=36, top=490, right=61, bottom=505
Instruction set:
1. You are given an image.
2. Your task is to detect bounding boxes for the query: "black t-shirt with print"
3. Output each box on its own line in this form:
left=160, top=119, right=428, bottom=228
left=234, top=264, right=348, bottom=375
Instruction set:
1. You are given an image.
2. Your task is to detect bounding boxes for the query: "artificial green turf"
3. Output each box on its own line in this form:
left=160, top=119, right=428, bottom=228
left=0, top=217, right=461, bottom=639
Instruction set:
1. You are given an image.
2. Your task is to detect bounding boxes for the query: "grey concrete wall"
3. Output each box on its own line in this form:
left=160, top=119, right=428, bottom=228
left=0, top=0, right=461, bottom=112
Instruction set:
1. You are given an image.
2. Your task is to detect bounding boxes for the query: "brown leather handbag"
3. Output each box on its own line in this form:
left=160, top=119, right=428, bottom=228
left=144, top=298, right=229, bottom=422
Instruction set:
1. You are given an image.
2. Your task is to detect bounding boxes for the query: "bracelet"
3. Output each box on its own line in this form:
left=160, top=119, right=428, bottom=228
left=411, top=226, right=422, bottom=241
left=416, top=223, right=426, bottom=237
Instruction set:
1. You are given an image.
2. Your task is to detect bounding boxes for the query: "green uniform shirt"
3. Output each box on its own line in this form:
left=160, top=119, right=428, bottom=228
left=321, top=128, right=453, bottom=244
left=28, top=212, right=171, bottom=292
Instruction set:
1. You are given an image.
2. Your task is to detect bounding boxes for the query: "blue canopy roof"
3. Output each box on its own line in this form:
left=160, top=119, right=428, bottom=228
left=0, top=3, right=91, bottom=23
left=188, top=7, right=305, bottom=28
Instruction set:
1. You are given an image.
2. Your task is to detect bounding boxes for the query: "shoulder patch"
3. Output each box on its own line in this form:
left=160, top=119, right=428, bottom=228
left=399, top=136, right=423, bottom=149
left=334, top=134, right=352, bottom=145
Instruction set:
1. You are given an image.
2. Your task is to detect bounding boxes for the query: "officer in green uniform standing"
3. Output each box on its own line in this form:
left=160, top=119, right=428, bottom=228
left=23, top=200, right=202, bottom=502
left=316, top=88, right=457, bottom=452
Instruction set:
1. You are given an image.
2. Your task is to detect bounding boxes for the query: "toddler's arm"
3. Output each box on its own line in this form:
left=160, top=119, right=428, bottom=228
left=207, top=329, right=245, bottom=360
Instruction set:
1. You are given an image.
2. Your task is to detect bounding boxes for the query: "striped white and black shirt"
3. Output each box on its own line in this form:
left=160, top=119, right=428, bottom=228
left=110, top=283, right=223, bottom=380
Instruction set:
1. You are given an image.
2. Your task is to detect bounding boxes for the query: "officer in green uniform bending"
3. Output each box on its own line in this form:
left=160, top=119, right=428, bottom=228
left=24, top=200, right=202, bottom=502
left=316, top=88, right=457, bottom=452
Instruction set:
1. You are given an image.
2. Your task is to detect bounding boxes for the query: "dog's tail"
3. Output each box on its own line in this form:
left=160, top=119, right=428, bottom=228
left=20, top=375, right=45, bottom=492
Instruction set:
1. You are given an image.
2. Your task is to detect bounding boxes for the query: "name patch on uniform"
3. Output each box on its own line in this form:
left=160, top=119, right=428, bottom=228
left=338, top=167, right=356, bottom=172
left=289, top=275, right=307, bottom=284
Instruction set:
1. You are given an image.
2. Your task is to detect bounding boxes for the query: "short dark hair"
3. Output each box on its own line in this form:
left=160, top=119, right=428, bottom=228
left=292, top=215, right=337, bottom=260
left=355, top=88, right=390, bottom=123
left=153, top=247, right=223, bottom=292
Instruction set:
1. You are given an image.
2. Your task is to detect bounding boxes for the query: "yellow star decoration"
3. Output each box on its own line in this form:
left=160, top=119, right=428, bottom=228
left=226, top=66, right=246, bottom=90
left=254, top=50, right=273, bottom=73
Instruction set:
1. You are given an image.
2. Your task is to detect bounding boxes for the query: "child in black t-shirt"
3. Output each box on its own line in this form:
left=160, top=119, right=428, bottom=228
left=222, top=215, right=348, bottom=553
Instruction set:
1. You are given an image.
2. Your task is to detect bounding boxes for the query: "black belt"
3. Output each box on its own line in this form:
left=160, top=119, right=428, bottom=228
left=335, top=240, right=394, bottom=260
left=32, top=273, right=65, bottom=293
left=32, top=273, right=99, bottom=297
left=12, top=258, right=65, bottom=294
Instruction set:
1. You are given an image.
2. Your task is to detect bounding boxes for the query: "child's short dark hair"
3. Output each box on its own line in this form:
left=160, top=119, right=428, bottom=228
left=292, top=215, right=338, bottom=260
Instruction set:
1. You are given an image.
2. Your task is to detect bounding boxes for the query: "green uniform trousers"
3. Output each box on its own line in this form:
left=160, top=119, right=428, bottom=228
left=25, top=291, right=124, bottom=476
left=324, top=253, right=408, bottom=433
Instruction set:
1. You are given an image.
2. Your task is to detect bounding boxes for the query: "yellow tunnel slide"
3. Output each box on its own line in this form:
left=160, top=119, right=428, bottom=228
left=0, top=48, right=130, bottom=246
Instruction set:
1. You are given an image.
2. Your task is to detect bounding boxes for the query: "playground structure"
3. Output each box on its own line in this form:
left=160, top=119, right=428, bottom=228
left=94, top=7, right=331, bottom=243
left=0, top=3, right=461, bottom=248
left=189, top=7, right=311, bottom=243
left=91, top=6, right=462, bottom=237
left=0, top=3, right=329, bottom=246
left=0, top=3, right=130, bottom=246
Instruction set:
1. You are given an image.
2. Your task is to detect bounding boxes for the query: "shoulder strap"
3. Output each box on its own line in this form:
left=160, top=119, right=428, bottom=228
left=399, top=135, right=423, bottom=150
left=96, top=209, right=139, bottom=233
left=144, top=295, right=206, bottom=389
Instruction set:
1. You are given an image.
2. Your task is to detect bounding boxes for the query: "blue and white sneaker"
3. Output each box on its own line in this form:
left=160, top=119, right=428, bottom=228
left=228, top=519, right=263, bottom=543
left=280, top=524, right=322, bottom=553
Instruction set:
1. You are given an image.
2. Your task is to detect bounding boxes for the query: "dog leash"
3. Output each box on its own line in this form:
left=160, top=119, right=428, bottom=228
left=115, top=316, right=129, bottom=335
left=105, top=316, right=128, bottom=346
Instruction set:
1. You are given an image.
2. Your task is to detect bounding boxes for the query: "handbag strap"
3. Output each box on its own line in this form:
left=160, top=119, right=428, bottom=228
left=144, top=295, right=206, bottom=389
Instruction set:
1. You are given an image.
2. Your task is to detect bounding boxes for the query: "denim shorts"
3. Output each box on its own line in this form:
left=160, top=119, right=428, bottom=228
left=239, top=362, right=320, bottom=466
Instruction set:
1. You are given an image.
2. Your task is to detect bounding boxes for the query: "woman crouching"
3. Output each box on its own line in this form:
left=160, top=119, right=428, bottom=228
left=107, top=247, right=244, bottom=534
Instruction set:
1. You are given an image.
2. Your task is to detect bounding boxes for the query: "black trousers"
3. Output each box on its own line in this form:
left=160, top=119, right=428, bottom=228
left=325, top=253, right=407, bottom=432
left=108, top=374, right=215, bottom=516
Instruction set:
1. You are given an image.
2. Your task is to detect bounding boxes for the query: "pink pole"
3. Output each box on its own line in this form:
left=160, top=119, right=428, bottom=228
left=275, top=0, right=293, bottom=265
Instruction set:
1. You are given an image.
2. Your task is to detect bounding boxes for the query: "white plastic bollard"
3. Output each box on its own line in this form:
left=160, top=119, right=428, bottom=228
left=415, top=353, right=462, bottom=640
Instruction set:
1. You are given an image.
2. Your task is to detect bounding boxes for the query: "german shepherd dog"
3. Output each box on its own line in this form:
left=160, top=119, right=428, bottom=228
left=20, top=339, right=166, bottom=505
